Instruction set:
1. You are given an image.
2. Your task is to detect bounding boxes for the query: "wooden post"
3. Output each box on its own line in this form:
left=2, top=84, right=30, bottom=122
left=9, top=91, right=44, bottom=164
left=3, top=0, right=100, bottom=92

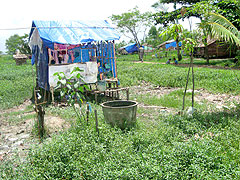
left=113, top=41, right=118, bottom=78
left=95, top=93, right=98, bottom=104
left=86, top=103, right=89, bottom=124
left=94, top=109, right=99, bottom=135
left=126, top=88, right=129, bottom=100
left=36, top=104, right=45, bottom=141
left=50, top=86, right=54, bottom=104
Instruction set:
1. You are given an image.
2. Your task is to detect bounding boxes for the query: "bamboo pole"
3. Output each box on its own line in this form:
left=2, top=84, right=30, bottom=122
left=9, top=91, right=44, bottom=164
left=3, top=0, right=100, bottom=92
left=191, top=54, right=194, bottom=108
left=94, top=109, right=99, bottom=135
left=182, top=62, right=191, bottom=111
left=113, top=41, right=118, bottom=78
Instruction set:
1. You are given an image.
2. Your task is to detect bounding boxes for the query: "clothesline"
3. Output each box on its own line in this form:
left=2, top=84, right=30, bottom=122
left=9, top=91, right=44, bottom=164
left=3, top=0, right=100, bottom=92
left=0, top=26, right=117, bottom=31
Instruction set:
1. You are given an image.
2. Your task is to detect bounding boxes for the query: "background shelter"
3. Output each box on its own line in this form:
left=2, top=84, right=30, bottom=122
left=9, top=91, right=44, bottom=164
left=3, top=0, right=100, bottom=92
left=29, top=20, right=120, bottom=90
left=120, top=43, right=142, bottom=54
left=194, top=39, right=237, bottom=58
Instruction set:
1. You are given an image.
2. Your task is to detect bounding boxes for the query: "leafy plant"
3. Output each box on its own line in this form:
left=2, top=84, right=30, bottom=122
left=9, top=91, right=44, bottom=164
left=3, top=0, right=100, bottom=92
left=54, top=67, right=89, bottom=122
left=160, top=24, right=183, bottom=61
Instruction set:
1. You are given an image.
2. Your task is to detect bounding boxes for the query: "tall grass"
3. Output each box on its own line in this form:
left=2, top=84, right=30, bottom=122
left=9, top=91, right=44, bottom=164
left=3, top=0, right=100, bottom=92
left=0, top=55, right=34, bottom=109
left=117, top=61, right=240, bottom=94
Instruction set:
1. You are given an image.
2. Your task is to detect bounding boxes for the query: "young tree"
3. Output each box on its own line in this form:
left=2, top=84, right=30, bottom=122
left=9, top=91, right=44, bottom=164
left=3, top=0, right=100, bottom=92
left=160, top=24, right=183, bottom=61
left=5, top=34, right=31, bottom=55
left=110, top=7, right=152, bottom=60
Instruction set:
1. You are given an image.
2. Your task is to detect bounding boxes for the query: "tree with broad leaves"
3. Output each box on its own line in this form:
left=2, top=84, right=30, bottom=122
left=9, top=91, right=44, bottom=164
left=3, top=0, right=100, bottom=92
left=5, top=34, right=31, bottom=55
left=154, top=0, right=240, bottom=30
left=160, top=24, right=183, bottom=61
left=110, top=7, right=152, bottom=61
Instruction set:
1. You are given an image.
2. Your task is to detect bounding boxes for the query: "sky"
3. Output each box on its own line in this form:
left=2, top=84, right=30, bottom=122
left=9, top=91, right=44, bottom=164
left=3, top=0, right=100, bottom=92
left=0, top=0, right=199, bottom=53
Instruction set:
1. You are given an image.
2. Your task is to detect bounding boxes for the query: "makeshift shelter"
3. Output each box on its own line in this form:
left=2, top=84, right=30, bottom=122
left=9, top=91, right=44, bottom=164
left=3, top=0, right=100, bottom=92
left=194, top=39, right=237, bottom=58
left=157, top=40, right=181, bottom=50
left=29, top=20, right=120, bottom=91
left=121, top=43, right=141, bottom=54
left=157, top=40, right=175, bottom=49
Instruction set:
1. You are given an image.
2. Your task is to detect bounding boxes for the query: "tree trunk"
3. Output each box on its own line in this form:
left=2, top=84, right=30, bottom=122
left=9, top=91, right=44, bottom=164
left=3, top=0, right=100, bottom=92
left=176, top=38, right=181, bottom=61
left=203, top=38, right=209, bottom=64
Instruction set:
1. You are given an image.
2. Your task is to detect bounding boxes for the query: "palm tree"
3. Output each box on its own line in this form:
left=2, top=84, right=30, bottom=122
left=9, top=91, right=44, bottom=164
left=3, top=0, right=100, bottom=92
left=208, top=12, right=240, bottom=46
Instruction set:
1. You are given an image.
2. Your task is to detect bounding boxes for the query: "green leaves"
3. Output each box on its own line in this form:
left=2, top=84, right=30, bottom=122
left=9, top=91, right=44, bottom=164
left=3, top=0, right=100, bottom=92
left=5, top=34, right=31, bottom=55
left=110, top=6, right=152, bottom=49
left=208, top=12, right=240, bottom=46
left=53, top=68, right=87, bottom=120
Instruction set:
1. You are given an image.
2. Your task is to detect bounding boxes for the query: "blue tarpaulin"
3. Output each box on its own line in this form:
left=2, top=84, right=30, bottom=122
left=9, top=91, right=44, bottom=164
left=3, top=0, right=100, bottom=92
left=165, top=41, right=182, bottom=49
left=122, top=43, right=142, bottom=53
left=29, top=20, right=120, bottom=50
left=29, top=20, right=120, bottom=90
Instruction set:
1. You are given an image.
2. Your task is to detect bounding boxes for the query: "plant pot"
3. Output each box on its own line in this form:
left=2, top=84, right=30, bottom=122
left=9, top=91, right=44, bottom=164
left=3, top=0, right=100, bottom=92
left=101, top=100, right=138, bottom=130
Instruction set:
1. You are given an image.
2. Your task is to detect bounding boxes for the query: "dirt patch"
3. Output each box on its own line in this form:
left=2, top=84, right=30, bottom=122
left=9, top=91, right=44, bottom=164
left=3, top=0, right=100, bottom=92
left=45, top=115, right=71, bottom=134
left=1, top=100, right=32, bottom=115
left=133, top=61, right=159, bottom=64
left=0, top=103, right=70, bottom=161
left=130, top=82, right=240, bottom=113
left=172, top=63, right=240, bottom=70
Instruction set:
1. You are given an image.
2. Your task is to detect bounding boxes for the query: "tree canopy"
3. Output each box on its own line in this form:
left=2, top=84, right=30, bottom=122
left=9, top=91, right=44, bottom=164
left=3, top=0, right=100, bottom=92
left=160, top=0, right=200, bottom=5
left=5, top=34, right=31, bottom=55
left=154, top=0, right=240, bottom=30
left=110, top=7, right=152, bottom=47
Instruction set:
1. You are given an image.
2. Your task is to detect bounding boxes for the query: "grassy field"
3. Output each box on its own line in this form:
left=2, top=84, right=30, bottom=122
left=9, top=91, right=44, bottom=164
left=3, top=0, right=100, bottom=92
left=1, top=55, right=240, bottom=179
left=0, top=55, right=34, bottom=109
left=117, top=50, right=236, bottom=67
left=117, top=61, right=240, bottom=94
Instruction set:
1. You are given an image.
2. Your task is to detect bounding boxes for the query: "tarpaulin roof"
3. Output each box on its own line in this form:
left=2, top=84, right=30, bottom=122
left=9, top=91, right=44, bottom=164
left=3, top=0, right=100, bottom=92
left=29, top=20, right=120, bottom=48
left=122, top=43, right=142, bottom=53
left=165, top=41, right=182, bottom=49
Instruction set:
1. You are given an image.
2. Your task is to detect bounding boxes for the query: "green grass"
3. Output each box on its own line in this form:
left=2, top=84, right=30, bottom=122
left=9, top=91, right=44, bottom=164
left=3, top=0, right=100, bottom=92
left=133, top=89, right=193, bottom=109
left=1, top=106, right=240, bottom=179
left=117, top=50, right=236, bottom=67
left=117, top=61, right=240, bottom=95
left=1, top=54, right=240, bottom=179
left=0, top=105, right=34, bottom=124
left=0, top=55, right=34, bottom=109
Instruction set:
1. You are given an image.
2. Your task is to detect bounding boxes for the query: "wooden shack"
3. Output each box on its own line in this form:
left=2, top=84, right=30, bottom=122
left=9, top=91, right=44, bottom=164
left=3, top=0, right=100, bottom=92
left=194, top=39, right=236, bottom=58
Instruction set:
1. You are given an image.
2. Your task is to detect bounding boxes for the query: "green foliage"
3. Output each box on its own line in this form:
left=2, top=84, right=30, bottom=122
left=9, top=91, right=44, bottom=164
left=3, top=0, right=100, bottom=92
left=160, top=0, right=201, bottom=4
left=160, top=24, right=183, bottom=41
left=209, top=12, right=240, bottom=46
left=1, top=54, right=240, bottom=179
left=135, top=89, right=193, bottom=109
left=215, top=0, right=240, bottom=30
left=1, top=106, right=240, bottom=179
left=182, top=38, right=197, bottom=55
left=160, top=24, right=183, bottom=61
left=117, top=61, right=240, bottom=94
left=5, top=34, right=31, bottom=55
left=54, top=67, right=89, bottom=121
left=154, top=0, right=240, bottom=30
left=110, top=7, right=152, bottom=47
left=0, top=55, right=33, bottom=109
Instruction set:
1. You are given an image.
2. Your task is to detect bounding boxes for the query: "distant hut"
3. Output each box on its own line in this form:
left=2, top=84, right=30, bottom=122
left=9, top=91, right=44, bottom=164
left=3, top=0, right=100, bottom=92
left=157, top=40, right=175, bottom=50
left=194, top=39, right=237, bottom=58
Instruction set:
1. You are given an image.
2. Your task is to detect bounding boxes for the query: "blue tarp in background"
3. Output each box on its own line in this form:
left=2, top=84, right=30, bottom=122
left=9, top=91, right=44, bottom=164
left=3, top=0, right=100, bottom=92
left=122, top=43, right=142, bottom=53
left=165, top=41, right=182, bottom=49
